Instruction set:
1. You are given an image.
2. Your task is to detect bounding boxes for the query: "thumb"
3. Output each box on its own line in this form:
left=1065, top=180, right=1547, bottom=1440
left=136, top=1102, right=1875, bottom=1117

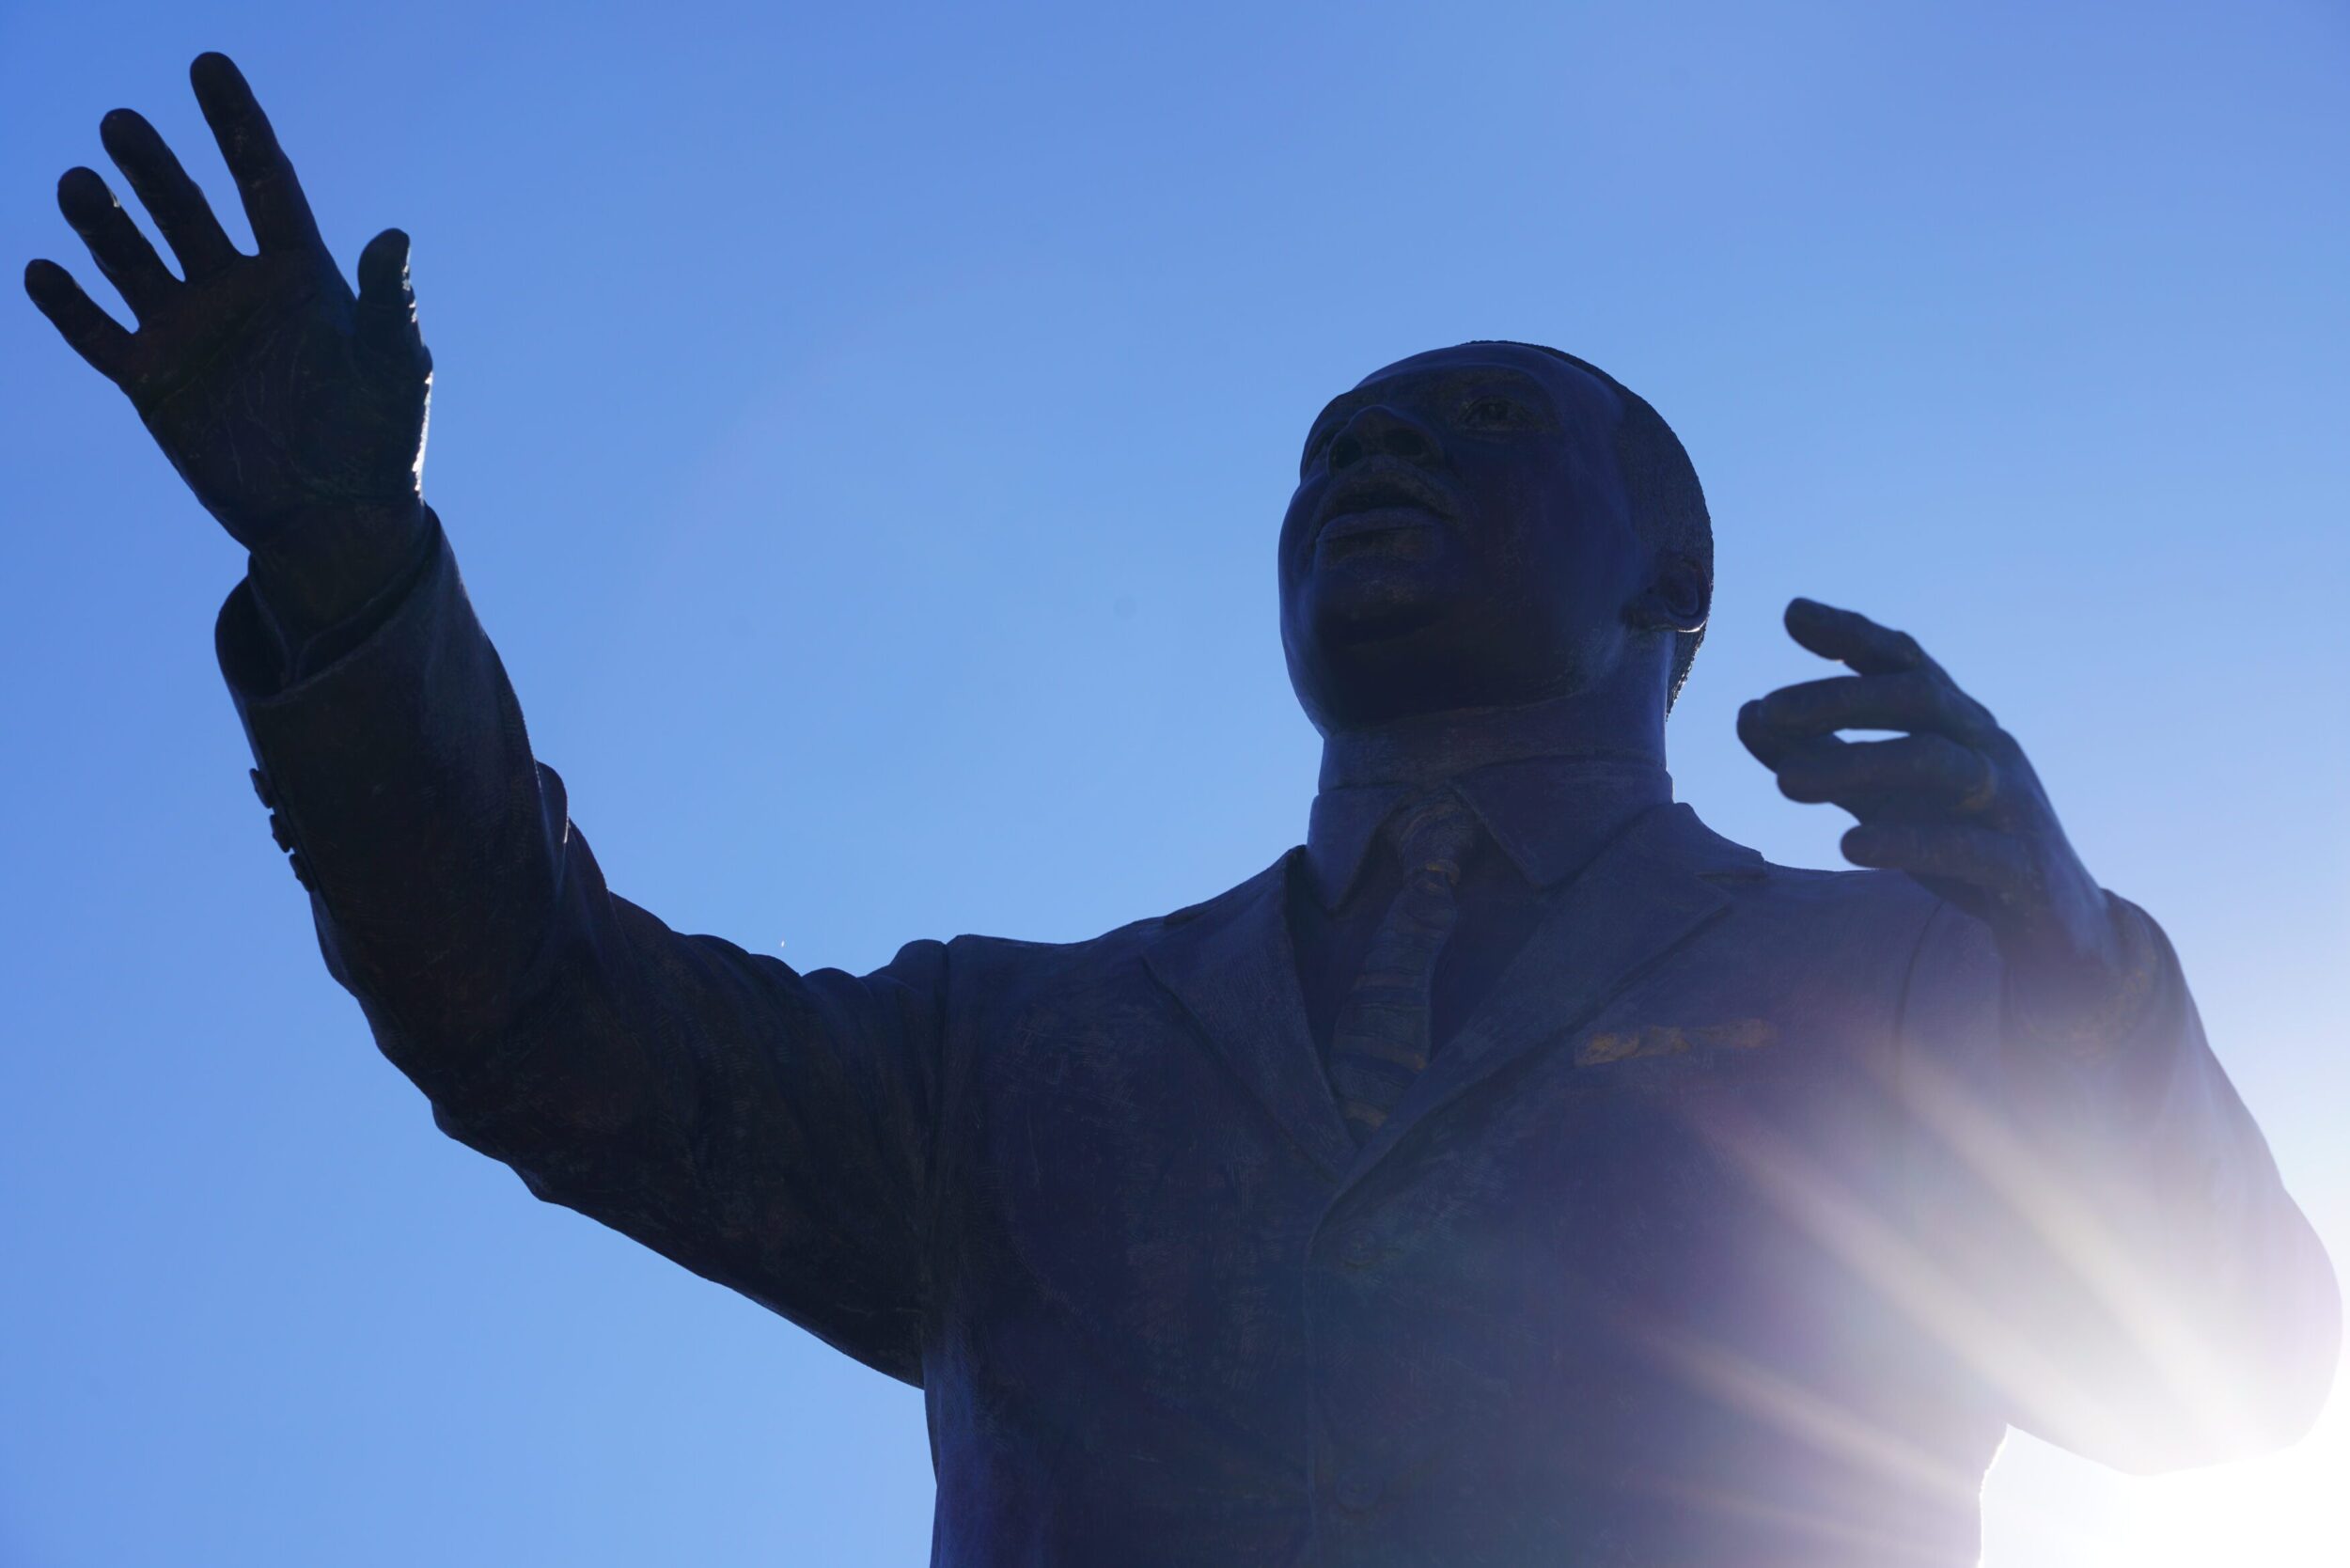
left=354, top=227, right=427, bottom=370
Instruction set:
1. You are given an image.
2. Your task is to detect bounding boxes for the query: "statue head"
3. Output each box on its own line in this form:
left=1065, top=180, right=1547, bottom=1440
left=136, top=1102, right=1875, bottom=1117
left=1278, top=341, right=1712, bottom=738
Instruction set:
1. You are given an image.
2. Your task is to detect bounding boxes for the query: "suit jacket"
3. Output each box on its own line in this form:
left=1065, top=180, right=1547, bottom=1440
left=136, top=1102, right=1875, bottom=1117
left=219, top=525, right=2339, bottom=1567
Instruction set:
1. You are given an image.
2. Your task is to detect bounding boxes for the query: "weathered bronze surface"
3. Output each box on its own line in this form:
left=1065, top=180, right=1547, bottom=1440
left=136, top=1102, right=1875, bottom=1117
left=27, top=53, right=2339, bottom=1567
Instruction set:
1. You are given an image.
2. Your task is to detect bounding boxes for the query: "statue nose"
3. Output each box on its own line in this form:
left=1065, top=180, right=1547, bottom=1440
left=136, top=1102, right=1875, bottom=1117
left=1329, top=404, right=1435, bottom=470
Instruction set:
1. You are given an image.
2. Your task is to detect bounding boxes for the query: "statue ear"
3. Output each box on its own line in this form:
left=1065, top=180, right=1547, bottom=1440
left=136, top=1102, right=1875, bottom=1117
left=1629, top=554, right=1709, bottom=636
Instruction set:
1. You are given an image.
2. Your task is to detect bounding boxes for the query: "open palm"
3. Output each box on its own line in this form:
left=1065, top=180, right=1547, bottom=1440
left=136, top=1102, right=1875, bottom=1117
left=24, top=53, right=429, bottom=558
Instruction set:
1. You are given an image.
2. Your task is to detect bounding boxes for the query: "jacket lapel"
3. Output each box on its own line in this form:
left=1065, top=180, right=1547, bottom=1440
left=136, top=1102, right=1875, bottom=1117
left=1143, top=855, right=1359, bottom=1184
left=1345, top=804, right=1753, bottom=1181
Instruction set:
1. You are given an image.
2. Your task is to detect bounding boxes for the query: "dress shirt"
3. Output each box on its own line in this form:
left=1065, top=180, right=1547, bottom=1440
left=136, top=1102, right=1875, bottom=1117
left=1289, top=757, right=1672, bottom=1066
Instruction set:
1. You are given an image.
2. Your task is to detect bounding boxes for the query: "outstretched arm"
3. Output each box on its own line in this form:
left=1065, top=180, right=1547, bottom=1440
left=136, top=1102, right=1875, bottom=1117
left=1738, top=599, right=2339, bottom=1469
left=26, top=55, right=948, bottom=1381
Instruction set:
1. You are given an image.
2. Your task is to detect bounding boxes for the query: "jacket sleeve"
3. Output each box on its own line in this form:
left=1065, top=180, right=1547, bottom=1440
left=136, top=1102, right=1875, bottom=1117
left=217, top=517, right=947, bottom=1385
left=1897, top=895, right=2340, bottom=1472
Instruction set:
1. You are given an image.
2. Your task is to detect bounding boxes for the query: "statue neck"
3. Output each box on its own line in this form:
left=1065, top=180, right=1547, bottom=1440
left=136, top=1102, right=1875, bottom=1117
left=1316, top=688, right=1667, bottom=792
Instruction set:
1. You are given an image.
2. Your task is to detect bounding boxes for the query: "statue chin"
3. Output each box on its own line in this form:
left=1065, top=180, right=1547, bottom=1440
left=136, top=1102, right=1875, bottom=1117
left=1296, top=564, right=1461, bottom=650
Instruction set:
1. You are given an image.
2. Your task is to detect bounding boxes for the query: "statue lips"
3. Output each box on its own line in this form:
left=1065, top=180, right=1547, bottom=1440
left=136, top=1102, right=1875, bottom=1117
left=1312, top=464, right=1461, bottom=557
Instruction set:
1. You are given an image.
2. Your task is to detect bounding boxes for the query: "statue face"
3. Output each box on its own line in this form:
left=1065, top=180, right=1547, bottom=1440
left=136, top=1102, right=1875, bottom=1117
left=1278, top=342, right=1652, bottom=732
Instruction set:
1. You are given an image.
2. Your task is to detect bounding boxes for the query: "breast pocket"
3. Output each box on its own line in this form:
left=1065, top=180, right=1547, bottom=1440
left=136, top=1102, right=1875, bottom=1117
left=1568, top=1016, right=1784, bottom=1094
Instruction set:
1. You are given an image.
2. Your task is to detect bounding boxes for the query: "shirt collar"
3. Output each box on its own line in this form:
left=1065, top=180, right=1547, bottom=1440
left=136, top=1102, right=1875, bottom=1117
left=1304, top=755, right=1674, bottom=910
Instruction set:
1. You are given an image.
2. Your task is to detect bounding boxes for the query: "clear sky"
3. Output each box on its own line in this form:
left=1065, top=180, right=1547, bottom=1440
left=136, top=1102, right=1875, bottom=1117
left=2, top=2, right=2344, bottom=1563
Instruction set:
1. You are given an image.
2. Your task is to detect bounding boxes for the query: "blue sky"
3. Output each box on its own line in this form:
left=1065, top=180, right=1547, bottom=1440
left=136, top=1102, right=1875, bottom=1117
left=2, top=2, right=2345, bottom=1562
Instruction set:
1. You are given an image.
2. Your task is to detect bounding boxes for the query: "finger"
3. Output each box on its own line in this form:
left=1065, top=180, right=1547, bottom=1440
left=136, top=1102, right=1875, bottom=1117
left=189, top=52, right=322, bottom=254
left=1841, top=821, right=2036, bottom=898
left=1773, top=733, right=1998, bottom=813
left=354, top=227, right=426, bottom=368
left=1737, top=693, right=1835, bottom=769
left=1784, top=598, right=1930, bottom=678
left=55, top=166, right=175, bottom=320
left=100, top=107, right=238, bottom=277
left=24, top=259, right=133, bottom=381
left=1743, top=670, right=1991, bottom=748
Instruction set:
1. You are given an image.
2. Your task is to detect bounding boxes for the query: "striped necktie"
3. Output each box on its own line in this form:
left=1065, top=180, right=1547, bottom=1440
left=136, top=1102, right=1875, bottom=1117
left=1326, top=792, right=1482, bottom=1142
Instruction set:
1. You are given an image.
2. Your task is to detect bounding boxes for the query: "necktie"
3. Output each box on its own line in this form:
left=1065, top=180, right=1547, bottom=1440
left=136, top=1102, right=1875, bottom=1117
left=1326, top=792, right=1481, bottom=1141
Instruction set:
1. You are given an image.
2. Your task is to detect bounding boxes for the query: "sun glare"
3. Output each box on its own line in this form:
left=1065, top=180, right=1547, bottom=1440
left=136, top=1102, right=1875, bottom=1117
left=1666, top=1041, right=2343, bottom=1568
left=1984, top=1411, right=2344, bottom=1567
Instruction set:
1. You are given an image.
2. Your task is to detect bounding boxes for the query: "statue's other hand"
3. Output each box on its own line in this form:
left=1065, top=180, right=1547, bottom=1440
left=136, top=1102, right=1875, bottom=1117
left=24, top=52, right=430, bottom=637
left=1737, top=598, right=2141, bottom=1039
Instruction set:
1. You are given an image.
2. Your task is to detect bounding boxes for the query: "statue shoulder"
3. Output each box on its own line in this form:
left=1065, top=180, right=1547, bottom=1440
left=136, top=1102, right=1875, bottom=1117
left=1658, top=805, right=1950, bottom=954
left=939, top=855, right=1287, bottom=972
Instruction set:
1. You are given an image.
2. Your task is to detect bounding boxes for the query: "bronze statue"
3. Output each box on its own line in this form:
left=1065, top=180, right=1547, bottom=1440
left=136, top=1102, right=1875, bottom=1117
left=27, top=53, right=2338, bottom=1568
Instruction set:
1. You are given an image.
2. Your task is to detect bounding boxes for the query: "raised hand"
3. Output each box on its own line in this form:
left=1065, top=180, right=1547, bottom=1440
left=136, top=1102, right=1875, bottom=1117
left=1738, top=598, right=2141, bottom=1036
left=24, top=52, right=431, bottom=641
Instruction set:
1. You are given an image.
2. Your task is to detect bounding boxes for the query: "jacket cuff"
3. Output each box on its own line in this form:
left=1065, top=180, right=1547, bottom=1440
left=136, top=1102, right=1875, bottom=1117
left=1999, top=894, right=2170, bottom=1061
left=219, top=509, right=447, bottom=702
left=212, top=511, right=540, bottom=928
left=1998, top=897, right=2193, bottom=1131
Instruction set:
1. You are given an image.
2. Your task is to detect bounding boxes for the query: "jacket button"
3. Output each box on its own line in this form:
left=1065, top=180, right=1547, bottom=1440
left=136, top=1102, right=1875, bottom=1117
left=1337, top=1231, right=1380, bottom=1268
left=268, top=811, right=297, bottom=854
left=248, top=768, right=276, bottom=808
left=1334, top=1468, right=1381, bottom=1513
left=288, top=851, right=315, bottom=892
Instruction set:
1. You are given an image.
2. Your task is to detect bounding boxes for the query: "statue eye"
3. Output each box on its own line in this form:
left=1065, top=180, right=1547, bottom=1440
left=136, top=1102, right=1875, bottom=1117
left=1462, top=396, right=1523, bottom=427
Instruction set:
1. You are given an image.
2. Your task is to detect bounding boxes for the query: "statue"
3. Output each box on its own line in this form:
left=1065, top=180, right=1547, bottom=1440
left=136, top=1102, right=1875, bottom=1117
left=26, top=53, right=2338, bottom=1568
